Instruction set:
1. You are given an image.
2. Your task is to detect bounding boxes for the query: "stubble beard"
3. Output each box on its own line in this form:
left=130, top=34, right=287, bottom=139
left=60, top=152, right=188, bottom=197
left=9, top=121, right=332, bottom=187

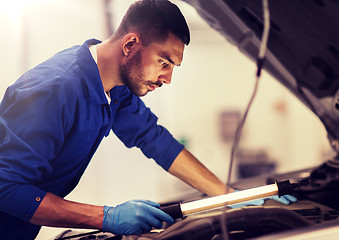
left=119, top=49, right=149, bottom=97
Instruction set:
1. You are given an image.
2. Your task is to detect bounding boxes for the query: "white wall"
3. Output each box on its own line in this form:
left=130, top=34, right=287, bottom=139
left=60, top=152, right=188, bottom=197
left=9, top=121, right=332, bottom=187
left=0, top=0, right=332, bottom=239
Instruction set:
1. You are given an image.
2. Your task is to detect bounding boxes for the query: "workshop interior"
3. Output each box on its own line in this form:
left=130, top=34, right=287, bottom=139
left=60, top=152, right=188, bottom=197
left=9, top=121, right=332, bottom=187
left=1, top=0, right=339, bottom=239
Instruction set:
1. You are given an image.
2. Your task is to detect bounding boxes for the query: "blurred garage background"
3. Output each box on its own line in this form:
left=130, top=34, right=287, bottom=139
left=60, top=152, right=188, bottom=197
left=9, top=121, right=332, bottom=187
left=0, top=0, right=332, bottom=238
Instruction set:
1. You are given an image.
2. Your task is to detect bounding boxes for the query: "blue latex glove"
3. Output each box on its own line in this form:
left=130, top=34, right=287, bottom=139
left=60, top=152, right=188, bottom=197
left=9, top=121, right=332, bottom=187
left=270, top=194, right=298, bottom=205
left=103, top=200, right=173, bottom=235
left=229, top=193, right=298, bottom=209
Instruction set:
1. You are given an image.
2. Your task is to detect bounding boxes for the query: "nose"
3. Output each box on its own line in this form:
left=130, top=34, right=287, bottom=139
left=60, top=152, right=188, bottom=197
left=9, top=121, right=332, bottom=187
left=159, top=68, right=173, bottom=85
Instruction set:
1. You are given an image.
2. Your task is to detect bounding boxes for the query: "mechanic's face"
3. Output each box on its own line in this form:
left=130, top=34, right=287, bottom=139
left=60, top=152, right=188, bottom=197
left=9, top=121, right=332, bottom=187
left=120, top=33, right=184, bottom=97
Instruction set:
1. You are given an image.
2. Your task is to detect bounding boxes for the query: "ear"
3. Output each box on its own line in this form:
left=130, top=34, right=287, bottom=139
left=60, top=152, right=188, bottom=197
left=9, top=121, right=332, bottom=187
left=121, top=33, right=141, bottom=57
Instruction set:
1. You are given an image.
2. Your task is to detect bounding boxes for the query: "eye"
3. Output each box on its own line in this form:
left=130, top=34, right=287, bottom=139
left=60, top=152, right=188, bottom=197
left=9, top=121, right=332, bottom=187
left=160, top=60, right=169, bottom=68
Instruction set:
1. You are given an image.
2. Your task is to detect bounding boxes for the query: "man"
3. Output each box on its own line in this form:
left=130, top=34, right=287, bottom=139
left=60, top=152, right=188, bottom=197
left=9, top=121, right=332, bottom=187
left=0, top=0, right=228, bottom=239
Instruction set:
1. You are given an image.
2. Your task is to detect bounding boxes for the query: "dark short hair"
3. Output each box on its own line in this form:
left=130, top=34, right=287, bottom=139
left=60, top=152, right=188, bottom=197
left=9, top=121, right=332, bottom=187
left=113, top=0, right=190, bottom=46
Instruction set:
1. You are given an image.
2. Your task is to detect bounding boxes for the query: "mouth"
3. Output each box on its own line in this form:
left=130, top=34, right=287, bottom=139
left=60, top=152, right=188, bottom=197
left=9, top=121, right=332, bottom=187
left=148, top=84, right=156, bottom=91
left=147, top=82, right=162, bottom=91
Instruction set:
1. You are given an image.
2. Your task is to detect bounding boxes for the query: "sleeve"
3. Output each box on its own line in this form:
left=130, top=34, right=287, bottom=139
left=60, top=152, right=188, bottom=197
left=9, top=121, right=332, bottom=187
left=0, top=77, right=73, bottom=221
left=112, top=94, right=184, bottom=171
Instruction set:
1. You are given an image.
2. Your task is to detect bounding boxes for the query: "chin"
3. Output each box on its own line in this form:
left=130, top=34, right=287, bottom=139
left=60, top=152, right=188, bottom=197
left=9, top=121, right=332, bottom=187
left=133, top=89, right=148, bottom=97
left=139, top=91, right=149, bottom=97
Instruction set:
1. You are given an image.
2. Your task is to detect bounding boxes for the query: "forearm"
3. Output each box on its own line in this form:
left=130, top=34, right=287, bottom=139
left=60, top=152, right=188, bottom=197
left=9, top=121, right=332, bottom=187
left=30, top=192, right=104, bottom=230
left=168, top=148, right=233, bottom=196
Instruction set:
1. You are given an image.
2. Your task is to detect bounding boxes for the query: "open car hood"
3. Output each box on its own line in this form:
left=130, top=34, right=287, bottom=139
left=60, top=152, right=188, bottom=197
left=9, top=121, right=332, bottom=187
left=182, top=0, right=339, bottom=153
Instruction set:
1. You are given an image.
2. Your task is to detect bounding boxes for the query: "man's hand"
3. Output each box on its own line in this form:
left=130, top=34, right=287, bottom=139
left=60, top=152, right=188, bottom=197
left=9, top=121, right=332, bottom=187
left=103, top=200, right=173, bottom=235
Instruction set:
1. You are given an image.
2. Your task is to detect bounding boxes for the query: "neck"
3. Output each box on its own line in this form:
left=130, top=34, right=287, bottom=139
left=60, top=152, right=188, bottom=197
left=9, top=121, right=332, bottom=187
left=96, top=39, right=123, bottom=92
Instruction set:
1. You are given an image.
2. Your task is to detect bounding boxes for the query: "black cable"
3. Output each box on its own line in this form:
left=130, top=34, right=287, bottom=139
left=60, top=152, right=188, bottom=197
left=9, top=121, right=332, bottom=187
left=55, top=230, right=102, bottom=240
left=220, top=0, right=271, bottom=239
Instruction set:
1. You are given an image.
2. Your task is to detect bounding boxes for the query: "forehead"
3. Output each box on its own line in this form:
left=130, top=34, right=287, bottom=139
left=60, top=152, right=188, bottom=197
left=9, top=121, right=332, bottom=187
left=146, top=33, right=185, bottom=65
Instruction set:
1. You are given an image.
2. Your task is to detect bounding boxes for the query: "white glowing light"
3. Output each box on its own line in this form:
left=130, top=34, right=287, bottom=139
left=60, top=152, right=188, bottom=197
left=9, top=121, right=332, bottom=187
left=181, top=184, right=279, bottom=215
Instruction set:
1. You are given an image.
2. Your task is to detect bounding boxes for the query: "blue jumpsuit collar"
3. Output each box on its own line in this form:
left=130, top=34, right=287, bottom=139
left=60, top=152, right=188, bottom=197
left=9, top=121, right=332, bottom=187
left=76, top=39, right=107, bottom=105
left=77, top=39, right=131, bottom=105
